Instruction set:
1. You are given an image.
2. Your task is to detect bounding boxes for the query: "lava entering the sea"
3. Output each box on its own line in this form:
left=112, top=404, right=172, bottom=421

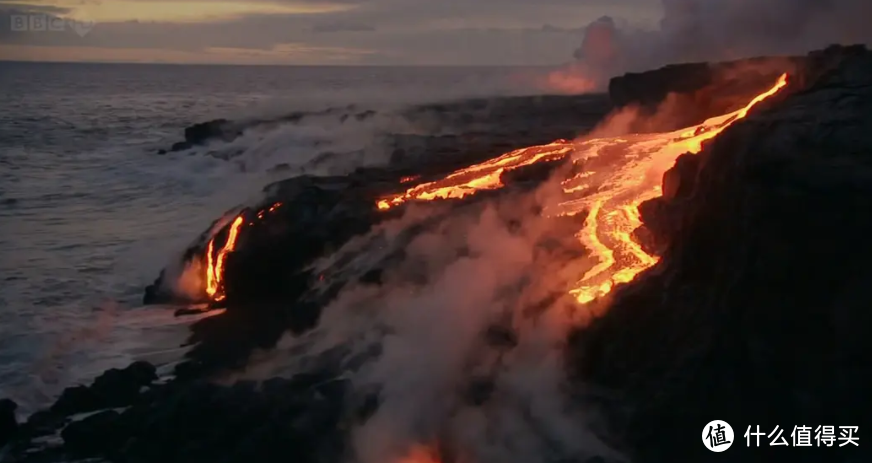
left=376, top=73, right=788, bottom=304
left=203, top=202, right=283, bottom=302
left=199, top=74, right=788, bottom=306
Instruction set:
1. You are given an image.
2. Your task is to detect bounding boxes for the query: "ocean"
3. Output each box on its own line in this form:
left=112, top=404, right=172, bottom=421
left=0, top=61, right=553, bottom=415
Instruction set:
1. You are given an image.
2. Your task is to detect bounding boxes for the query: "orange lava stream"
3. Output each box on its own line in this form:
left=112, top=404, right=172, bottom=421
left=377, top=74, right=788, bottom=304
left=565, top=73, right=786, bottom=303
left=377, top=143, right=575, bottom=210
left=203, top=202, right=283, bottom=302
left=205, top=216, right=244, bottom=302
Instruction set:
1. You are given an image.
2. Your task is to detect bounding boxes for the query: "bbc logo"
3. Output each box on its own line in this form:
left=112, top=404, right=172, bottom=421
left=10, top=14, right=96, bottom=37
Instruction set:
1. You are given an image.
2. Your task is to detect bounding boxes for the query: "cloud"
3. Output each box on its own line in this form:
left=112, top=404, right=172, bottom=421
left=3, top=0, right=355, bottom=23
left=0, top=11, right=594, bottom=64
left=0, top=5, right=79, bottom=41
left=0, top=1, right=69, bottom=15
left=555, top=0, right=872, bottom=90
left=0, top=0, right=663, bottom=65
left=312, top=20, right=376, bottom=33
left=0, top=42, right=377, bottom=64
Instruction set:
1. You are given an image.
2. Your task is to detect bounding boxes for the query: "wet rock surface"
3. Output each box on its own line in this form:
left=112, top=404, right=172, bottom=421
left=572, top=44, right=872, bottom=463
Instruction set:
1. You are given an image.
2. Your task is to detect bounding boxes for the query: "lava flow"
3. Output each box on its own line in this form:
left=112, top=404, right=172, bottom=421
left=377, top=141, right=575, bottom=210
left=377, top=74, right=788, bottom=304
left=205, top=216, right=244, bottom=302
left=203, top=202, right=283, bottom=302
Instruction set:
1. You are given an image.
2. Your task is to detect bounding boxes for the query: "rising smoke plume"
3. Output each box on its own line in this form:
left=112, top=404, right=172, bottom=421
left=240, top=180, right=620, bottom=463
left=550, top=0, right=872, bottom=92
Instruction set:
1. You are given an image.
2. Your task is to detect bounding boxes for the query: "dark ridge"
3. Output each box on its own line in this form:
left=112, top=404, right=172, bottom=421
left=572, top=44, right=872, bottom=463
left=608, top=52, right=804, bottom=130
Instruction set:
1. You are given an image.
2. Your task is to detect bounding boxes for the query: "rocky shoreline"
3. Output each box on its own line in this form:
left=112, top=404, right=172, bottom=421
left=3, top=44, right=871, bottom=463
left=154, top=94, right=613, bottom=174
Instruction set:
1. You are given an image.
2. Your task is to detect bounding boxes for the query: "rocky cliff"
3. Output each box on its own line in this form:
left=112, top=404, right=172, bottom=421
left=608, top=54, right=802, bottom=130
left=574, top=44, right=872, bottom=463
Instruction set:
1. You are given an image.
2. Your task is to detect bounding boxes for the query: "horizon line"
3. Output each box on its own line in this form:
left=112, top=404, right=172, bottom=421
left=0, top=59, right=560, bottom=68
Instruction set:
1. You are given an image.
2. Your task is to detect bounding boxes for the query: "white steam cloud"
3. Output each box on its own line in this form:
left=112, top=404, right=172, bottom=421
left=241, top=183, right=618, bottom=463
left=227, top=97, right=723, bottom=463
left=548, top=0, right=872, bottom=92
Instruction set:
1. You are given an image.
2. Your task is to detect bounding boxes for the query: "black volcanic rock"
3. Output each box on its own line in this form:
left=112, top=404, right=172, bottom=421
left=608, top=54, right=801, bottom=130
left=160, top=94, right=611, bottom=159
left=633, top=152, right=702, bottom=254
left=90, top=361, right=157, bottom=407
left=142, top=94, right=613, bottom=377
left=61, top=410, right=124, bottom=458
left=164, top=119, right=243, bottom=152
left=0, top=398, right=17, bottom=447
left=609, top=61, right=712, bottom=108
left=146, top=94, right=613, bottom=307
left=170, top=141, right=193, bottom=152
left=184, top=119, right=240, bottom=145
left=144, top=172, right=393, bottom=307
left=19, top=183, right=599, bottom=462
left=48, top=374, right=348, bottom=463
left=572, top=44, right=872, bottom=463
left=660, top=152, right=701, bottom=202
left=50, top=386, right=100, bottom=417
left=142, top=172, right=408, bottom=377
left=49, top=361, right=158, bottom=417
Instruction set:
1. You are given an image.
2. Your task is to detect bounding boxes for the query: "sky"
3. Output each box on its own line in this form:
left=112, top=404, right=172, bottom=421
left=0, top=0, right=663, bottom=65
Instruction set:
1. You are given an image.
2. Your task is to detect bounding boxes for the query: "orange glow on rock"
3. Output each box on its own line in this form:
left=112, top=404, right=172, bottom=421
left=205, top=215, right=244, bottom=302
left=396, top=445, right=443, bottom=463
left=202, top=202, right=283, bottom=302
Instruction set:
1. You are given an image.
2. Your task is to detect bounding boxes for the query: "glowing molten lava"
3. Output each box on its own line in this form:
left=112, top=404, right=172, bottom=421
left=377, top=141, right=575, bottom=210
left=203, top=202, right=283, bottom=302
left=377, top=74, right=788, bottom=303
left=565, top=73, right=787, bottom=303
left=205, top=216, right=244, bottom=302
